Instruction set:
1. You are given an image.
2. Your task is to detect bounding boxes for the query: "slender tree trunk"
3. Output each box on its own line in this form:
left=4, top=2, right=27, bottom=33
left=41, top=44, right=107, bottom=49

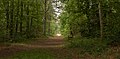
left=20, top=0, right=23, bottom=33
left=43, top=0, right=47, bottom=36
left=69, top=24, right=73, bottom=38
left=48, top=15, right=51, bottom=35
left=15, top=0, right=20, bottom=36
left=26, top=2, right=30, bottom=38
left=30, top=18, right=33, bottom=32
left=36, top=0, right=38, bottom=36
left=29, top=0, right=34, bottom=37
left=98, top=2, right=103, bottom=39
left=5, top=0, right=10, bottom=39
left=9, top=0, right=14, bottom=40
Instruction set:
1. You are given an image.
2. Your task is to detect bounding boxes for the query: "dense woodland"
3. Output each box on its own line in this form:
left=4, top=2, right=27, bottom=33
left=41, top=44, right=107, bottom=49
left=60, top=0, right=120, bottom=45
left=0, top=0, right=120, bottom=59
left=59, top=0, right=120, bottom=54
left=61, top=0, right=120, bottom=39
left=0, top=0, right=120, bottom=50
left=0, top=0, right=120, bottom=48
left=0, top=0, right=57, bottom=42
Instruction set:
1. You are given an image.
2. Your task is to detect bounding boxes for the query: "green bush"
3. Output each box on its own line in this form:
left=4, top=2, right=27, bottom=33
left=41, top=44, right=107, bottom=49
left=67, top=37, right=108, bottom=54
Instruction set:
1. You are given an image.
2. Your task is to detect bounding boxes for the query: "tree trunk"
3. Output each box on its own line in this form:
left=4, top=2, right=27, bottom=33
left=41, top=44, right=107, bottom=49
left=15, top=0, right=20, bottom=36
left=20, top=0, right=23, bottom=33
left=43, top=0, right=47, bottom=36
left=9, top=0, right=14, bottom=40
left=26, top=2, right=30, bottom=38
left=48, top=15, right=51, bottom=35
left=98, top=2, right=103, bottom=39
left=5, top=0, right=10, bottom=39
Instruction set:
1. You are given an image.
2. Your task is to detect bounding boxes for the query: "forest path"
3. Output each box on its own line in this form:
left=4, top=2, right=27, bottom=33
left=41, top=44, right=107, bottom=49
left=0, top=36, right=66, bottom=58
left=11, top=36, right=65, bottom=48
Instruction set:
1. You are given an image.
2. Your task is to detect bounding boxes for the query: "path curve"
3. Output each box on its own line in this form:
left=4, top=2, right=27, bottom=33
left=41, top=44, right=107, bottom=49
left=0, top=36, right=64, bottom=58
left=11, top=36, right=64, bottom=48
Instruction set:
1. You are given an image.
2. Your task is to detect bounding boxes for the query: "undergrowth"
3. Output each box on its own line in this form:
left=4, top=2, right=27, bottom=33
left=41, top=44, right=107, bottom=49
left=66, top=37, right=109, bottom=55
left=9, top=49, right=56, bottom=59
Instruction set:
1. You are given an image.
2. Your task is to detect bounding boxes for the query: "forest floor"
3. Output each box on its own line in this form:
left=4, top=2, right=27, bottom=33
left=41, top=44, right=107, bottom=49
left=0, top=36, right=81, bottom=59
left=0, top=36, right=64, bottom=58
left=0, top=36, right=120, bottom=59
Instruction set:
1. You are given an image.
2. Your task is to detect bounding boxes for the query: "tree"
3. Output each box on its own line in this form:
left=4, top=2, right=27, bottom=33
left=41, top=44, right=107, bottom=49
left=9, top=0, right=14, bottom=39
left=60, top=0, right=120, bottom=41
left=98, top=1, right=103, bottom=39
left=5, top=0, right=10, bottom=39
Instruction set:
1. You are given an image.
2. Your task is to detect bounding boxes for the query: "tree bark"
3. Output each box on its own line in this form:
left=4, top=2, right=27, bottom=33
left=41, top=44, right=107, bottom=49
left=20, top=0, right=23, bottom=33
left=5, top=0, right=10, bottom=39
left=98, top=2, right=103, bottom=39
left=9, top=0, right=14, bottom=40
left=43, top=0, right=47, bottom=36
left=15, top=0, right=20, bottom=35
left=26, top=1, right=30, bottom=38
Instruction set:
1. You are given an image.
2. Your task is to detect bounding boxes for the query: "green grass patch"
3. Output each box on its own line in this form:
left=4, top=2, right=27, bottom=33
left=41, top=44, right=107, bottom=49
left=9, top=49, right=56, bottom=59
left=67, top=37, right=108, bottom=55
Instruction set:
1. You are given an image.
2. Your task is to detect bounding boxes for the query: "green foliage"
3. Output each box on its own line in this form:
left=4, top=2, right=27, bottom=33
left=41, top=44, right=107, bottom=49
left=60, top=0, right=120, bottom=46
left=9, top=49, right=55, bottom=59
left=0, top=0, right=56, bottom=42
left=67, top=37, right=108, bottom=54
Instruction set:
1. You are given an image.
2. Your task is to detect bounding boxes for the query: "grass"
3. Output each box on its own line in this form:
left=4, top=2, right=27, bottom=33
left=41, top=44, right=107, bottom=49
left=66, top=37, right=108, bottom=55
left=7, top=48, right=78, bottom=59
left=1, top=47, right=120, bottom=59
left=65, top=37, right=120, bottom=59
left=9, top=49, right=56, bottom=59
left=1, top=36, right=120, bottom=59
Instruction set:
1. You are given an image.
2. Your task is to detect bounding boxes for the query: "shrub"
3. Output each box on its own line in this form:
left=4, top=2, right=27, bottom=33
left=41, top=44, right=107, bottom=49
left=67, top=37, right=108, bottom=54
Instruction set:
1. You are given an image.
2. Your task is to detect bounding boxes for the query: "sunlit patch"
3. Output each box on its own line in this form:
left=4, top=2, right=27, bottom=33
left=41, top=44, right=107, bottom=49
left=56, top=34, right=61, bottom=36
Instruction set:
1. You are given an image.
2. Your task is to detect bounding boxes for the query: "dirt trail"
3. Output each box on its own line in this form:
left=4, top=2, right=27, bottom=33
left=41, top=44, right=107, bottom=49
left=0, top=36, right=65, bottom=58
left=11, top=36, right=64, bottom=48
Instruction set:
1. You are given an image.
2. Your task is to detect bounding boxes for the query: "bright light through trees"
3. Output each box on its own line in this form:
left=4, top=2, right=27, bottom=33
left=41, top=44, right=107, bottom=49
left=56, top=33, right=61, bottom=36
left=52, top=0, right=63, bottom=36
